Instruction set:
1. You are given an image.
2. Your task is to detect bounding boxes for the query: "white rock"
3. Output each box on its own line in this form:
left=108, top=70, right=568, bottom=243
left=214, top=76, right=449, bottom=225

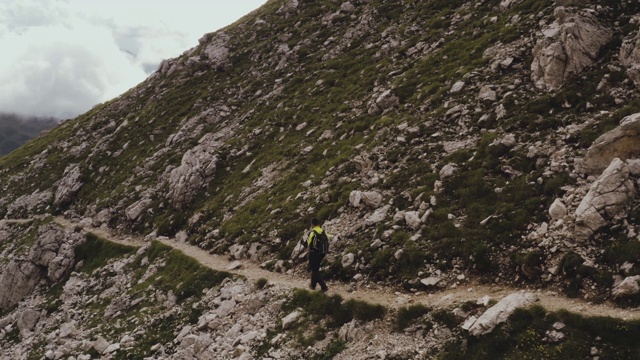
left=420, top=277, right=441, bottom=287
left=93, top=336, right=110, bottom=353
left=612, top=275, right=640, bottom=298
left=404, top=211, right=422, bottom=229
left=500, top=134, right=516, bottom=147
left=349, top=190, right=384, bottom=208
left=549, top=198, right=567, bottom=220
left=478, top=86, right=497, bottom=102
left=365, top=205, right=390, bottom=226
left=466, top=292, right=539, bottom=336
left=282, top=310, right=301, bottom=330
left=104, top=343, right=120, bottom=354
left=531, top=8, right=613, bottom=90
left=575, top=158, right=636, bottom=239
left=450, top=81, right=465, bottom=93
left=439, top=163, right=458, bottom=179
left=342, top=253, right=355, bottom=268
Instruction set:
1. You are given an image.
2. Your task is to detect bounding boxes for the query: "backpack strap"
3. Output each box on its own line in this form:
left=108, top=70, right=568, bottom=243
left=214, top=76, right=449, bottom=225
left=310, top=229, right=319, bottom=250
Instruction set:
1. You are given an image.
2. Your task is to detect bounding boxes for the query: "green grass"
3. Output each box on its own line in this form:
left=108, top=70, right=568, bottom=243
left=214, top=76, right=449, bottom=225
left=439, top=306, right=640, bottom=360
left=75, top=232, right=138, bottom=273
left=131, top=241, right=233, bottom=302
left=284, top=289, right=386, bottom=328
left=396, top=304, right=431, bottom=331
left=256, top=277, right=269, bottom=289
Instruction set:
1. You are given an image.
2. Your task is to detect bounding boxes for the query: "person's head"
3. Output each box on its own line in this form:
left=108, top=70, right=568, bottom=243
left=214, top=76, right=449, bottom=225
left=311, top=218, right=320, bottom=227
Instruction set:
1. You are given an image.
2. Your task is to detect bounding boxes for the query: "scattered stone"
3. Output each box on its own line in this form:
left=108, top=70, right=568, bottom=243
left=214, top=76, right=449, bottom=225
left=420, top=277, right=441, bottom=287
left=342, top=253, right=355, bottom=268
left=282, top=310, right=302, bottom=330
left=450, top=81, right=465, bottom=93
left=549, top=198, right=567, bottom=220
left=466, top=292, right=539, bottom=336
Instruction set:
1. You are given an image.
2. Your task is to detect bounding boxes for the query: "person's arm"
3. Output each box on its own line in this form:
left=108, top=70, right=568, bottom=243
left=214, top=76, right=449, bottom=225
left=307, top=231, right=315, bottom=248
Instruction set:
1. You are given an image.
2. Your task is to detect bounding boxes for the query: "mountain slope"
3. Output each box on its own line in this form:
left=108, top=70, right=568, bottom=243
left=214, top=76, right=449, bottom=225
left=1, top=0, right=640, bottom=337
left=0, top=114, right=58, bottom=156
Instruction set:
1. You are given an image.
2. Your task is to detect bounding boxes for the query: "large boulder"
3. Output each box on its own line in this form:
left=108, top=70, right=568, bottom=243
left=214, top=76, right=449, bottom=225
left=17, top=308, right=41, bottom=334
left=582, top=113, right=640, bottom=175
left=464, top=292, right=538, bottom=336
left=0, top=261, right=42, bottom=311
left=202, top=32, right=231, bottom=70
left=125, top=197, right=153, bottom=221
left=365, top=205, right=391, bottom=226
left=54, top=164, right=84, bottom=207
left=6, top=190, right=53, bottom=218
left=575, top=158, right=636, bottom=240
left=29, top=224, right=83, bottom=282
left=612, top=276, right=640, bottom=298
left=167, top=133, right=221, bottom=208
left=349, top=191, right=383, bottom=208
left=549, top=198, right=567, bottom=220
left=531, top=7, right=613, bottom=91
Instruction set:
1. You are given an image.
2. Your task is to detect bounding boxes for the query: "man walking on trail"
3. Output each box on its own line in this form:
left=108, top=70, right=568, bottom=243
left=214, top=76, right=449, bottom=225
left=302, top=218, right=329, bottom=292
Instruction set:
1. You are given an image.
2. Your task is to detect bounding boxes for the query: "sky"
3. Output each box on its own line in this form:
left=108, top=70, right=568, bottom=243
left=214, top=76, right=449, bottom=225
left=0, top=0, right=267, bottom=119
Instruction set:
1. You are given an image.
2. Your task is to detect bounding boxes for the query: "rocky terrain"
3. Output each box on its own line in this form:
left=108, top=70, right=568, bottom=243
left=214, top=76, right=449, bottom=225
left=2, top=0, right=640, bottom=358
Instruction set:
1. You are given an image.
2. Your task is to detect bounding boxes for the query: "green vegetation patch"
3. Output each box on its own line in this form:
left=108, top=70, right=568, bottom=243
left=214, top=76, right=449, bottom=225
left=132, top=240, right=233, bottom=302
left=284, top=289, right=386, bottom=328
left=440, top=305, right=640, bottom=360
left=75, top=232, right=138, bottom=273
left=395, top=303, right=431, bottom=331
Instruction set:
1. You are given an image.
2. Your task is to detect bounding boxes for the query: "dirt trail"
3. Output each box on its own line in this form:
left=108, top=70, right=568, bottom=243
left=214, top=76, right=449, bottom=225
left=52, top=217, right=640, bottom=320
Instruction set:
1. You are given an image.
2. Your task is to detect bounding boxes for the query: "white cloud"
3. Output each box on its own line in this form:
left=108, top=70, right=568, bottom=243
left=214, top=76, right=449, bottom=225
left=0, top=0, right=267, bottom=118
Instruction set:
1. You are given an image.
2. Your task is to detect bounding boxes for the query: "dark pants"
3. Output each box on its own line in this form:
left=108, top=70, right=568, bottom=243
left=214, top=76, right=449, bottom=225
left=309, top=251, right=328, bottom=291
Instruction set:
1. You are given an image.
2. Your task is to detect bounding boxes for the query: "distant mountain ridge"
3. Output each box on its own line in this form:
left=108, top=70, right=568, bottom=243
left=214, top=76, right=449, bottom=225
left=0, top=113, right=58, bottom=156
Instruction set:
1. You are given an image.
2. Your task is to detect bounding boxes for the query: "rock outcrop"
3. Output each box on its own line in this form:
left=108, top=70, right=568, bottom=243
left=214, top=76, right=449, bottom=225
left=531, top=7, right=613, bottom=90
left=0, top=223, right=83, bottom=310
left=201, top=32, right=231, bottom=70
left=464, top=292, right=539, bottom=336
left=166, top=133, right=222, bottom=208
left=54, top=165, right=83, bottom=207
left=0, top=261, right=42, bottom=311
left=583, top=113, right=640, bottom=175
left=349, top=190, right=383, bottom=208
left=612, top=275, right=640, bottom=298
left=620, top=30, right=640, bottom=87
left=575, top=158, right=636, bottom=239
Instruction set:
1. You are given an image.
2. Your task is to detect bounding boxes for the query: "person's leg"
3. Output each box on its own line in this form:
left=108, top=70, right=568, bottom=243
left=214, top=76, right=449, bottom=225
left=309, top=253, right=321, bottom=289
left=317, top=254, right=328, bottom=291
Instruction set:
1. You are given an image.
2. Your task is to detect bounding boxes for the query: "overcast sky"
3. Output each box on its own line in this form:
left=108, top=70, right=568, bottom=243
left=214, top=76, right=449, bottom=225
left=0, top=0, right=267, bottom=119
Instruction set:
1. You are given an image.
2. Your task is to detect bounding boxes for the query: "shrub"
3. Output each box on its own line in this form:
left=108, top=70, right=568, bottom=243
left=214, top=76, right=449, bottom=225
left=133, top=241, right=233, bottom=302
left=395, top=304, right=431, bottom=331
left=75, top=233, right=137, bottom=273
left=432, top=309, right=460, bottom=329
left=440, top=305, right=640, bottom=360
left=256, top=278, right=269, bottom=289
left=284, top=289, right=385, bottom=328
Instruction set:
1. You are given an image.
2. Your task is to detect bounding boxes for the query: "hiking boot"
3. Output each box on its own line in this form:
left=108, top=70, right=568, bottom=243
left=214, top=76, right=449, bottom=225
left=321, top=287, right=329, bottom=293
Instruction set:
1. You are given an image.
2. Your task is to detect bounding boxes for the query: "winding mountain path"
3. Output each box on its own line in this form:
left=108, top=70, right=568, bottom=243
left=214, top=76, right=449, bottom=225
left=52, top=217, right=640, bottom=321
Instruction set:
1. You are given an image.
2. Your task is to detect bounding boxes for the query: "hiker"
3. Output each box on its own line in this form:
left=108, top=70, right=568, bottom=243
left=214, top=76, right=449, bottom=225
left=301, top=217, right=329, bottom=292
